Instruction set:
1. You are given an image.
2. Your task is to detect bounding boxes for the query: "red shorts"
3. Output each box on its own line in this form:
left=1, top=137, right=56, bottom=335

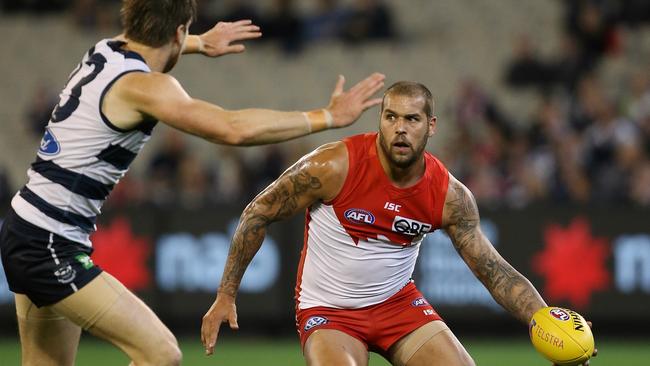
left=295, top=282, right=443, bottom=353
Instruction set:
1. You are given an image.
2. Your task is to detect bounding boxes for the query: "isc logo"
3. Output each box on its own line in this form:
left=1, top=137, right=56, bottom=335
left=344, top=208, right=375, bottom=224
left=392, top=216, right=432, bottom=236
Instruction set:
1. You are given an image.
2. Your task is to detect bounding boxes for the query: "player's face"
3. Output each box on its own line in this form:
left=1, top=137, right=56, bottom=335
left=378, top=94, right=435, bottom=168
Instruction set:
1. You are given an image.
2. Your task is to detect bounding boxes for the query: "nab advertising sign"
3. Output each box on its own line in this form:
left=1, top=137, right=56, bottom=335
left=1, top=205, right=649, bottom=334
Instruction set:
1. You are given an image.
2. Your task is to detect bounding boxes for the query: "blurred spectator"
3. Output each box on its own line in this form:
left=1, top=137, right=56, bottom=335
left=505, top=35, right=554, bottom=91
left=624, top=70, right=650, bottom=123
left=629, top=160, right=650, bottom=206
left=303, top=0, right=352, bottom=43
left=71, top=0, right=119, bottom=32
left=219, top=0, right=262, bottom=25
left=25, top=83, right=57, bottom=139
left=340, top=0, right=395, bottom=44
left=550, top=34, right=584, bottom=91
left=0, top=167, right=11, bottom=206
left=104, top=175, right=145, bottom=208
left=177, top=154, right=210, bottom=209
left=564, top=0, right=619, bottom=72
left=191, top=0, right=219, bottom=34
left=568, top=75, right=601, bottom=132
left=207, top=147, right=246, bottom=205
left=618, top=0, right=650, bottom=27
left=581, top=96, right=640, bottom=202
left=242, top=145, right=289, bottom=200
left=146, top=130, right=188, bottom=206
left=2, top=0, right=67, bottom=13
left=263, top=0, right=304, bottom=54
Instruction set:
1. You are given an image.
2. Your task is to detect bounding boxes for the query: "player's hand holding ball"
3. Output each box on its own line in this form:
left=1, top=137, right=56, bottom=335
left=529, top=307, right=596, bottom=365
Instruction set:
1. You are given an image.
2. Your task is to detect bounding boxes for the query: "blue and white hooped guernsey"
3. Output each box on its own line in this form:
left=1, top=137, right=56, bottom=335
left=11, top=39, right=156, bottom=246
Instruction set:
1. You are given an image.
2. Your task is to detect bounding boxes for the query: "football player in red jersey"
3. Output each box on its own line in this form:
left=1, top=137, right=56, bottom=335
left=202, top=81, right=596, bottom=366
left=0, top=1, right=385, bottom=365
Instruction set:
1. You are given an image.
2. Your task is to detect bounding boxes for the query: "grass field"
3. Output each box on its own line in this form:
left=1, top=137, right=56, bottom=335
left=1, top=336, right=648, bottom=365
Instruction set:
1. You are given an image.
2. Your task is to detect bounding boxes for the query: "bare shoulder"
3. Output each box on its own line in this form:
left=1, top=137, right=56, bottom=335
left=104, top=71, right=194, bottom=129
left=441, top=174, right=480, bottom=229
left=302, top=141, right=348, bottom=171
left=286, top=141, right=349, bottom=202
left=113, top=72, right=187, bottom=104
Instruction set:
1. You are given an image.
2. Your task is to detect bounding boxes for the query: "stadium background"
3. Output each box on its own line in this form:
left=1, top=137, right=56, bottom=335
left=1, top=0, right=649, bottom=365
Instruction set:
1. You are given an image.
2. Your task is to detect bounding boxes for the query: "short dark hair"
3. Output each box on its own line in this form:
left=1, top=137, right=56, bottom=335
left=382, top=81, right=434, bottom=119
left=121, top=0, right=197, bottom=47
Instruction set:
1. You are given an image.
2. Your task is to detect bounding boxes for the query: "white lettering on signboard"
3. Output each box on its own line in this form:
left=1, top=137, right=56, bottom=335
left=156, top=219, right=280, bottom=293
left=614, top=235, right=650, bottom=293
left=417, top=220, right=501, bottom=310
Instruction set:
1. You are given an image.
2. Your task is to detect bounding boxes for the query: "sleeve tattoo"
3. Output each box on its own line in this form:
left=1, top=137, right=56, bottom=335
left=445, top=181, right=545, bottom=324
left=219, top=161, right=322, bottom=297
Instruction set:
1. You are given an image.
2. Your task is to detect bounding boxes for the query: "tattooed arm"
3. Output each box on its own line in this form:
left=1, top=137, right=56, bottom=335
left=201, top=142, right=349, bottom=355
left=442, top=174, right=547, bottom=324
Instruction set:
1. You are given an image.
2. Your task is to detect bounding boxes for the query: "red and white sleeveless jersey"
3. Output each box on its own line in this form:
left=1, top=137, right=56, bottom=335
left=295, top=133, right=449, bottom=309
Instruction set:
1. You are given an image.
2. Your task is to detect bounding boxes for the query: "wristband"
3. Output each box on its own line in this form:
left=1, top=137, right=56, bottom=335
left=303, top=109, right=334, bottom=133
left=197, top=36, right=205, bottom=54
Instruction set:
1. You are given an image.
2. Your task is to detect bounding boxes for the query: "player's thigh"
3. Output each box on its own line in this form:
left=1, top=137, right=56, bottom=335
left=15, top=293, right=82, bottom=366
left=304, top=329, right=369, bottom=366
left=51, top=271, right=181, bottom=365
left=389, top=321, right=475, bottom=366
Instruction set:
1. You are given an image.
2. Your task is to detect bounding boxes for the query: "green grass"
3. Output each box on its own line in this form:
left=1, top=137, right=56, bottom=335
left=0, top=336, right=648, bottom=365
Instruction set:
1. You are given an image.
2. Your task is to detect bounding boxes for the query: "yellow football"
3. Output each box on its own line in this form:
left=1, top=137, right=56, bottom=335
left=529, top=307, right=594, bottom=366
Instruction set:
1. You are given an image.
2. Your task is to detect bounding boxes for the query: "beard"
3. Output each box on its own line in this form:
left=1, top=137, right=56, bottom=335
left=162, top=53, right=180, bottom=73
left=379, top=132, right=428, bottom=169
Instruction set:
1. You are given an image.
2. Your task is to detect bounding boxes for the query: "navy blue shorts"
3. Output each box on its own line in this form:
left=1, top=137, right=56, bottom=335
left=0, top=208, right=102, bottom=307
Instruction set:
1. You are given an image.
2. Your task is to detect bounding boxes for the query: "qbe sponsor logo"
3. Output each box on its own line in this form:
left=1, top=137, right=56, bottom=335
left=423, top=309, right=435, bottom=316
left=304, top=316, right=328, bottom=332
left=549, top=308, right=570, bottom=321
left=344, top=208, right=375, bottom=224
left=392, top=216, right=432, bottom=236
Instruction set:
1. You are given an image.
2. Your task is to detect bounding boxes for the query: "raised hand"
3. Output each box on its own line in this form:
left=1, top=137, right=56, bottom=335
left=199, top=20, right=262, bottom=57
left=201, top=293, right=239, bottom=356
left=326, top=73, right=386, bottom=128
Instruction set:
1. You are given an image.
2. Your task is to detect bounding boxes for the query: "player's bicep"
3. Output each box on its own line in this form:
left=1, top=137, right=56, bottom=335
left=119, top=73, right=240, bottom=143
left=442, top=176, right=481, bottom=250
left=441, top=176, right=495, bottom=267
left=243, top=142, right=346, bottom=224
left=246, top=159, right=324, bottom=224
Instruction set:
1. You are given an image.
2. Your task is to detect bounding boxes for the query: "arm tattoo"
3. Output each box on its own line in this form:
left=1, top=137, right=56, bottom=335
left=446, top=181, right=545, bottom=323
left=219, top=162, right=322, bottom=297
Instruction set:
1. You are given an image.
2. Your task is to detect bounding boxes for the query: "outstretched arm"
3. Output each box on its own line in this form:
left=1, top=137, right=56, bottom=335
left=442, top=174, right=547, bottom=324
left=183, top=20, right=262, bottom=57
left=201, top=143, right=348, bottom=355
left=108, top=72, right=384, bottom=145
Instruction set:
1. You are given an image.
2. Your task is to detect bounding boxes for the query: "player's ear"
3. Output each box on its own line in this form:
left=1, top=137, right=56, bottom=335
left=428, top=116, right=437, bottom=136
left=174, top=24, right=187, bottom=45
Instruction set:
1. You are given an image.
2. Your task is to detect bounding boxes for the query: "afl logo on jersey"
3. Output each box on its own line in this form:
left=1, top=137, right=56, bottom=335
left=39, top=128, right=60, bottom=156
left=344, top=208, right=375, bottom=224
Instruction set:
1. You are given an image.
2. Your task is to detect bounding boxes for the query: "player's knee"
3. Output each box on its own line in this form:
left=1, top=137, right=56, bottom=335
left=460, top=351, right=476, bottom=366
left=160, top=341, right=182, bottom=366
left=143, top=339, right=181, bottom=366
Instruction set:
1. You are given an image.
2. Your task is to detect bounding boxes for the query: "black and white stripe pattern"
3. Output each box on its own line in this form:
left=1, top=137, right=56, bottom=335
left=12, top=39, right=155, bottom=246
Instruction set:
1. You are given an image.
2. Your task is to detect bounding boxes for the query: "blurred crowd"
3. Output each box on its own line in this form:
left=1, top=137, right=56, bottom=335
left=450, top=0, right=650, bottom=207
left=3, top=0, right=650, bottom=209
left=1, top=0, right=396, bottom=55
